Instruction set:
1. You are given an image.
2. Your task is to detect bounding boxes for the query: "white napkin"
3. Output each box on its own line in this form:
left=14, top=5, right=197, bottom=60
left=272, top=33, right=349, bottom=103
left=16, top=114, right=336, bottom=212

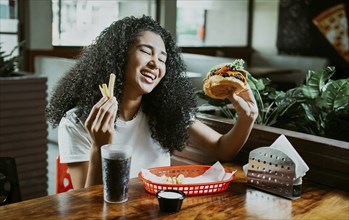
left=244, top=135, right=309, bottom=183
left=270, top=135, right=309, bottom=178
left=141, top=161, right=233, bottom=184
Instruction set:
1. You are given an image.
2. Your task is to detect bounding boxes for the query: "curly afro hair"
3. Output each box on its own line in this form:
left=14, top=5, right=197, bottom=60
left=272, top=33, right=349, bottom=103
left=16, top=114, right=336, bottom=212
left=46, top=15, right=198, bottom=154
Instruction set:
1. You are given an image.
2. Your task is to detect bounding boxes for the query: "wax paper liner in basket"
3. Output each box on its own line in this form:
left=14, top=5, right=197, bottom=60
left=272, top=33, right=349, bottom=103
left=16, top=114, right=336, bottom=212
left=138, top=165, right=235, bottom=196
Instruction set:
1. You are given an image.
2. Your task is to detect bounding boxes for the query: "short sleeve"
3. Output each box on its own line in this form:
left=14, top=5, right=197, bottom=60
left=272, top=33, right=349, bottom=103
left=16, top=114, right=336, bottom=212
left=58, top=109, right=91, bottom=163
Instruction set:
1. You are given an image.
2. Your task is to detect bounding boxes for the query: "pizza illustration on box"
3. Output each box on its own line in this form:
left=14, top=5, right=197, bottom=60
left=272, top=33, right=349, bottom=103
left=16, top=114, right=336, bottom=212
left=313, top=4, right=349, bottom=62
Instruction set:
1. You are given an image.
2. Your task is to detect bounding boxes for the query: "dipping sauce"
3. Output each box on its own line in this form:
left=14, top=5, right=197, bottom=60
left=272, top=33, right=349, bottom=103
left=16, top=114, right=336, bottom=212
left=157, top=191, right=183, bottom=199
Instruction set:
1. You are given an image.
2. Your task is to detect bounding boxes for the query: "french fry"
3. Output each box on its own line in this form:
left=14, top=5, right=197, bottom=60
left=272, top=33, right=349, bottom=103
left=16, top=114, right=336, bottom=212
left=159, top=174, right=185, bottom=184
left=172, top=176, right=177, bottom=184
left=102, top=83, right=109, bottom=97
left=166, top=176, right=173, bottom=184
left=99, top=85, right=106, bottom=97
left=99, top=73, right=116, bottom=98
left=108, top=73, right=116, bottom=97
left=160, top=175, right=167, bottom=183
left=177, top=174, right=184, bottom=184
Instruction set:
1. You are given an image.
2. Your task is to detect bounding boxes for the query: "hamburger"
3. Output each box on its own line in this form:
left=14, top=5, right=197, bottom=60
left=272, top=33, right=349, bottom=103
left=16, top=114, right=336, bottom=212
left=203, top=59, right=248, bottom=99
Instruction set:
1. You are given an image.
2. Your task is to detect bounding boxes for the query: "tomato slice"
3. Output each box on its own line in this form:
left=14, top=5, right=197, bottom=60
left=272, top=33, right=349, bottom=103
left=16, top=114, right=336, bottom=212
left=213, top=66, right=230, bottom=75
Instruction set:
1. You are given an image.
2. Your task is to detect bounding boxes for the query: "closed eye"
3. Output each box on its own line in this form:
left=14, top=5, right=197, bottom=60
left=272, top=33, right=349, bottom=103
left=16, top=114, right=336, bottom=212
left=141, top=49, right=151, bottom=55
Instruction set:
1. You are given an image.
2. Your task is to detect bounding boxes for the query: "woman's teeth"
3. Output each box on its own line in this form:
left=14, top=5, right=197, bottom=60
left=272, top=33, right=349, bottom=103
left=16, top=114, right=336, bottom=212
left=142, top=72, right=156, bottom=80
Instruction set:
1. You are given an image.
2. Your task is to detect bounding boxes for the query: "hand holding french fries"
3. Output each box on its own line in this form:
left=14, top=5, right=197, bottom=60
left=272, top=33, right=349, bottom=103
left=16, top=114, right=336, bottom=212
left=84, top=73, right=118, bottom=150
left=99, top=73, right=116, bottom=98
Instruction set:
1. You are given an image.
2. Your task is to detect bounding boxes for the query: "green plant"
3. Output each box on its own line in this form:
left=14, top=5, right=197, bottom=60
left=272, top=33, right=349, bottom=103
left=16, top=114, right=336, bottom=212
left=275, top=66, right=349, bottom=140
left=197, top=66, right=349, bottom=141
left=0, top=41, right=23, bottom=77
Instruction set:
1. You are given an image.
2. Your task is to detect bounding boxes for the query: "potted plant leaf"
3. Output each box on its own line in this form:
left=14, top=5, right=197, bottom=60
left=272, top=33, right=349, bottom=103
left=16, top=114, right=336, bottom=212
left=270, top=66, right=349, bottom=141
left=0, top=42, right=49, bottom=200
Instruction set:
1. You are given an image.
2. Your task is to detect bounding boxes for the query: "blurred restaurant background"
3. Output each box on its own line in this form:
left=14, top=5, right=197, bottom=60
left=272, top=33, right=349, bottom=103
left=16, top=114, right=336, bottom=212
left=0, top=0, right=348, bottom=201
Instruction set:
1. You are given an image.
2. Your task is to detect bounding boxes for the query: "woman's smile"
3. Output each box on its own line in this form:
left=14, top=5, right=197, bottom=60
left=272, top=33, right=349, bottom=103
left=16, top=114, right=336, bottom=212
left=141, top=69, right=157, bottom=83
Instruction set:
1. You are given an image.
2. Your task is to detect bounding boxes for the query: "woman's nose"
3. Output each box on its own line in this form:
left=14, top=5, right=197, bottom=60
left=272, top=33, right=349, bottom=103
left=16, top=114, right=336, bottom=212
left=148, top=59, right=159, bottom=69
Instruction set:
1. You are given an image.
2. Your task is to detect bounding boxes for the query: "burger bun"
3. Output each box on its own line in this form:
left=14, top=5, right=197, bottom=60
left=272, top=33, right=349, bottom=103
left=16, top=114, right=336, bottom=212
left=203, top=75, right=246, bottom=100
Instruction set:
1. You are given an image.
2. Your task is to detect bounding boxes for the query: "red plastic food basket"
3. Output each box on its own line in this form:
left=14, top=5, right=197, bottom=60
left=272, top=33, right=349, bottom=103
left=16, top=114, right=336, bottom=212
left=138, top=165, right=235, bottom=196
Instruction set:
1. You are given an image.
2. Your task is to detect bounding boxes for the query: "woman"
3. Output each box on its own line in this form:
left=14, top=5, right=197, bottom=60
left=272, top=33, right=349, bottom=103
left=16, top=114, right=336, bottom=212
left=46, top=15, right=258, bottom=189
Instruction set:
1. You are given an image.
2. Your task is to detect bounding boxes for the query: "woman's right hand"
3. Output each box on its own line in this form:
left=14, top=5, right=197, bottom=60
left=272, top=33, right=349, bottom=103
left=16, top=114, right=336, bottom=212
left=84, top=97, right=118, bottom=149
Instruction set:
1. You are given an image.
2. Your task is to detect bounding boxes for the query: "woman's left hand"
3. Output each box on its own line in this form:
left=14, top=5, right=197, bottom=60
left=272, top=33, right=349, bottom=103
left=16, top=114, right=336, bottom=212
left=227, top=85, right=258, bottom=121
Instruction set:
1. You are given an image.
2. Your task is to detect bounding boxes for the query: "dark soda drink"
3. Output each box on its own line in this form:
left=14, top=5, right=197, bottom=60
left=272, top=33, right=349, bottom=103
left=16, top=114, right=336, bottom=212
left=101, top=145, right=132, bottom=203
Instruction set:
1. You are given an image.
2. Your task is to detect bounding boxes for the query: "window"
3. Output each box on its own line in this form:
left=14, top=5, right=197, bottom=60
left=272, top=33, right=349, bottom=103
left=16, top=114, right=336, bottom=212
left=52, top=0, right=156, bottom=46
left=0, top=0, right=18, bottom=56
left=51, top=0, right=250, bottom=47
left=176, top=3, right=206, bottom=46
left=176, top=0, right=249, bottom=47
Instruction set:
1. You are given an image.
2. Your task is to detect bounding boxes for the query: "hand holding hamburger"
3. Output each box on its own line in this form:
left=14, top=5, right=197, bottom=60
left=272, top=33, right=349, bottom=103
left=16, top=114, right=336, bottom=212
left=203, top=59, right=248, bottom=100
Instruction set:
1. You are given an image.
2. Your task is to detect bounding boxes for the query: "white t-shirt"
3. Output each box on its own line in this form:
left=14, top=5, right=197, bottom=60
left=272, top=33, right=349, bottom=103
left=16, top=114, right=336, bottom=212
left=58, top=108, right=170, bottom=178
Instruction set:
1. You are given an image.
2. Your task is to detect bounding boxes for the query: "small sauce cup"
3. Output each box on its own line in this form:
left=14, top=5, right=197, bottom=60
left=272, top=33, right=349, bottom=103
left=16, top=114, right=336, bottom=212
left=156, top=189, right=186, bottom=212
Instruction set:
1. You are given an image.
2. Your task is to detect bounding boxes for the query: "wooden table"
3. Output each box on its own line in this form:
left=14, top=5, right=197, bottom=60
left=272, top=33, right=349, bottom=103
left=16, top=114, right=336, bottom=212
left=1, top=163, right=348, bottom=219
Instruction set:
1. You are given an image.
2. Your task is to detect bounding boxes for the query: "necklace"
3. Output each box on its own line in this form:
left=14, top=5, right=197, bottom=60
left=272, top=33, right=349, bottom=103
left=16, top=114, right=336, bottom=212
left=129, top=110, right=139, bottom=120
left=121, top=109, right=139, bottom=121
left=115, top=109, right=140, bottom=127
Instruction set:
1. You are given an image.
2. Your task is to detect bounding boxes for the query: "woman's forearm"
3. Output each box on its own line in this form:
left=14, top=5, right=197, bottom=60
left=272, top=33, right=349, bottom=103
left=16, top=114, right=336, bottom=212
left=217, top=115, right=255, bottom=161
left=85, top=147, right=103, bottom=187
